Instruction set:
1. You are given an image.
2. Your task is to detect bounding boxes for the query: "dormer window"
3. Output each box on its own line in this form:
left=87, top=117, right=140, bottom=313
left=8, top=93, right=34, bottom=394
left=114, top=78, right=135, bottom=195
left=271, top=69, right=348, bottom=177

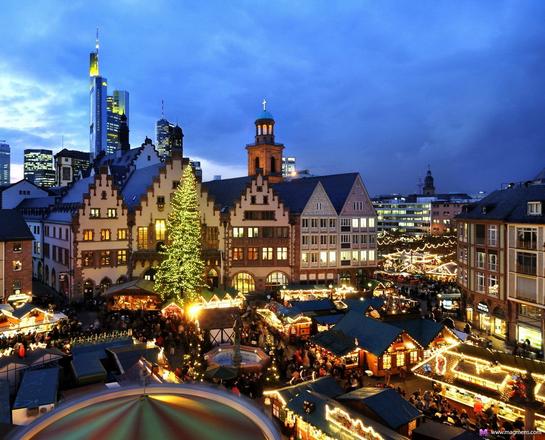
left=528, top=201, right=542, bottom=216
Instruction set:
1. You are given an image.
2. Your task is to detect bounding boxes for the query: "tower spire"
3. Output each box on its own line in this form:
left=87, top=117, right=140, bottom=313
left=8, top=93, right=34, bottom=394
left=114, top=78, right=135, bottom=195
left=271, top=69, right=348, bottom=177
left=95, top=27, right=99, bottom=53
left=161, top=99, right=164, bottom=119
left=262, top=98, right=267, bottom=111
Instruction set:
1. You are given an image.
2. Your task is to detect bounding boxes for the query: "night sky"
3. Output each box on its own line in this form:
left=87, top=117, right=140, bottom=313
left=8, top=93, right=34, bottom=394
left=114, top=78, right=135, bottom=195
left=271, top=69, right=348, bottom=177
left=1, top=1, right=544, bottom=195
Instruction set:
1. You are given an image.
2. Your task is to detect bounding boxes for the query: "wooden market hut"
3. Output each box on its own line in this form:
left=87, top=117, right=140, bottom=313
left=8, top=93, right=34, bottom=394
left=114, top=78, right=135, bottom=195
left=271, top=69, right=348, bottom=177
left=103, top=279, right=160, bottom=311
left=312, top=312, right=424, bottom=376
left=265, top=377, right=407, bottom=440
left=196, top=288, right=245, bottom=309
left=257, top=304, right=312, bottom=341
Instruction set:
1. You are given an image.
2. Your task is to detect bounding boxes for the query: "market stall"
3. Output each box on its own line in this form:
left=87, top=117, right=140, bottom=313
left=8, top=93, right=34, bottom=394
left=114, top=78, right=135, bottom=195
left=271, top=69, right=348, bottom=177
left=104, top=279, right=160, bottom=311
left=279, top=285, right=357, bottom=302
left=0, top=304, right=66, bottom=337
left=412, top=343, right=545, bottom=431
left=257, top=305, right=312, bottom=341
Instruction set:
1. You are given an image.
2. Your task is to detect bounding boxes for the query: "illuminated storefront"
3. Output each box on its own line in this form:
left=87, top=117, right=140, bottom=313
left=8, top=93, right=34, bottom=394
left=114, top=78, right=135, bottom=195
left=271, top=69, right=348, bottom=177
left=517, top=325, right=542, bottom=349
left=491, top=308, right=507, bottom=339
left=476, top=302, right=490, bottom=332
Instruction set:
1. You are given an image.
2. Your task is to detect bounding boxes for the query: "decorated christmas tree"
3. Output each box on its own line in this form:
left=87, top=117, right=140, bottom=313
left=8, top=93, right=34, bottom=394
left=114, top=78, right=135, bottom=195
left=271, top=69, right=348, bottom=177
left=264, top=350, right=281, bottom=387
left=155, top=165, right=205, bottom=305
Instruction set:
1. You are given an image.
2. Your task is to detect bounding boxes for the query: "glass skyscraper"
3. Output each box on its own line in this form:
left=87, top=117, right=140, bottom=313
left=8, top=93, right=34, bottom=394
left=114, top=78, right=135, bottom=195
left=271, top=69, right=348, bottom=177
left=89, top=33, right=107, bottom=158
left=0, top=142, right=10, bottom=185
left=24, top=149, right=55, bottom=188
left=106, top=90, right=130, bottom=154
left=156, top=117, right=174, bottom=158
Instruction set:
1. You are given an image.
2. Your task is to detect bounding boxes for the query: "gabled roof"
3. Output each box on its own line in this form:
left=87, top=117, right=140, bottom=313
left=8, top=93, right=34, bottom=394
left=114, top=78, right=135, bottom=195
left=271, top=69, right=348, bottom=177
left=311, top=329, right=357, bottom=357
left=202, top=176, right=252, bottom=212
left=338, top=387, right=420, bottom=430
left=285, top=389, right=406, bottom=440
left=13, top=367, right=59, bottom=409
left=103, top=279, right=156, bottom=297
left=272, top=173, right=359, bottom=214
left=106, top=344, right=160, bottom=374
left=16, top=196, right=56, bottom=209
left=11, top=304, right=49, bottom=320
left=121, top=163, right=163, bottom=209
left=456, top=183, right=545, bottom=224
left=386, top=318, right=450, bottom=348
left=274, top=376, right=344, bottom=403
left=313, top=311, right=406, bottom=356
left=60, top=176, right=94, bottom=204
left=0, top=210, right=34, bottom=241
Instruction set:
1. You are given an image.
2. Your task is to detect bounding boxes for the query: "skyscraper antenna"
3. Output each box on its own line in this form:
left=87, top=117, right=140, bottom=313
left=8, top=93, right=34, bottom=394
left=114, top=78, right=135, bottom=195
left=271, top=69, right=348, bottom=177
left=161, top=99, right=164, bottom=119
left=95, top=28, right=99, bottom=53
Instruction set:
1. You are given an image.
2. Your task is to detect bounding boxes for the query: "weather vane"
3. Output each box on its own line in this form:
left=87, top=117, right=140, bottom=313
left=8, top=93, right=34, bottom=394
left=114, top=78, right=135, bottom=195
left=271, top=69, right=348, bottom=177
left=262, top=98, right=267, bottom=111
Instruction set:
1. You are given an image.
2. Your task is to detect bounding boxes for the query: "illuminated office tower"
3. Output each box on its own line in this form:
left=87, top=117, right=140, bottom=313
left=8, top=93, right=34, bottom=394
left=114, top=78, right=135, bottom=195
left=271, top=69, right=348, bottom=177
left=0, top=142, right=10, bottom=185
left=24, top=149, right=55, bottom=188
left=106, top=90, right=130, bottom=154
left=89, top=30, right=107, bottom=157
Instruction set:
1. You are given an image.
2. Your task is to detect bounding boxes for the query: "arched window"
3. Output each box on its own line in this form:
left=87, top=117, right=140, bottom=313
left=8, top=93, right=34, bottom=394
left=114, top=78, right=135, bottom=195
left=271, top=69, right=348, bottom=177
left=207, top=268, right=219, bottom=289
left=99, top=277, right=112, bottom=292
left=268, top=124, right=272, bottom=134
left=265, top=272, right=288, bottom=288
left=232, top=273, right=255, bottom=294
left=270, top=156, right=276, bottom=173
left=257, top=125, right=262, bottom=135
left=254, top=157, right=260, bottom=171
left=144, top=268, right=156, bottom=281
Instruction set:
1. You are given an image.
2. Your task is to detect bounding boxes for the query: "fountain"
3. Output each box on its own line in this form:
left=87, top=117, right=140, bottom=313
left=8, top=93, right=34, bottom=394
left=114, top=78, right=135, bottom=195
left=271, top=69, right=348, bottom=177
left=205, top=312, right=269, bottom=373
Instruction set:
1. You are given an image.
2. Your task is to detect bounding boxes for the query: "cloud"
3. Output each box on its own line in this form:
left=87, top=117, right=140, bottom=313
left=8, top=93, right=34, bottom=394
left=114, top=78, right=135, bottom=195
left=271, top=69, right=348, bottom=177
left=0, top=1, right=544, bottom=193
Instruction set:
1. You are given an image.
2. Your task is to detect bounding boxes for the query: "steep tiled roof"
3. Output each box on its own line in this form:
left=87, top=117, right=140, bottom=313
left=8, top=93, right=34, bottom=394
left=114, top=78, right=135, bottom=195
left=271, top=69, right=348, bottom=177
left=16, top=196, right=56, bottom=209
left=121, top=163, right=163, bottom=209
left=202, top=176, right=252, bottom=212
left=0, top=209, right=34, bottom=241
left=273, top=173, right=359, bottom=214
left=387, top=318, right=450, bottom=348
left=457, top=183, right=545, bottom=224
left=60, top=176, right=94, bottom=204
left=202, top=173, right=360, bottom=214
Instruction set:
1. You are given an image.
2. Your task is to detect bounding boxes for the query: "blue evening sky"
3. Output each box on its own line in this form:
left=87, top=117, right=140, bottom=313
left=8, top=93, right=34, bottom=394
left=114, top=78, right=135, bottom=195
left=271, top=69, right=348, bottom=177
left=0, top=0, right=544, bottom=195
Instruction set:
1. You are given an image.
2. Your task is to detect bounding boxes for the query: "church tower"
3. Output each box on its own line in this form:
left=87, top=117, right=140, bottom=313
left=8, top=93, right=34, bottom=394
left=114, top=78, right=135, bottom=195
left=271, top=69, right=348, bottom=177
left=246, top=100, right=284, bottom=184
left=423, top=166, right=436, bottom=196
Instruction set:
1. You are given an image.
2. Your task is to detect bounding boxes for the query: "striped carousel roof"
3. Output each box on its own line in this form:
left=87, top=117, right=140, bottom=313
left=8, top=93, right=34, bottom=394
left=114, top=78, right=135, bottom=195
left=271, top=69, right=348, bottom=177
left=15, top=385, right=279, bottom=440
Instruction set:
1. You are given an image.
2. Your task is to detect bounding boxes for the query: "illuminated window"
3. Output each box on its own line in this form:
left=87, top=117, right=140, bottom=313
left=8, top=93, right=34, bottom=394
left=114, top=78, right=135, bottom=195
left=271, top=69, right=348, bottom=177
left=410, top=351, right=418, bottom=363
left=100, top=229, right=111, bottom=241
left=137, top=227, right=148, bottom=249
left=89, top=208, right=100, bottom=218
left=262, top=247, right=273, bottom=260
left=100, top=251, right=111, bottom=266
left=329, top=251, right=336, bottom=264
left=107, top=208, right=117, bottom=218
left=277, top=247, right=288, bottom=260
left=232, top=273, right=255, bottom=294
left=396, top=353, right=405, bottom=367
left=117, top=228, right=128, bottom=240
left=155, top=219, right=166, bottom=241
left=12, top=242, right=22, bottom=253
left=301, top=252, right=309, bottom=263
left=83, top=229, right=94, bottom=241
left=368, top=218, right=375, bottom=228
left=12, top=260, right=22, bottom=271
left=352, top=218, right=359, bottom=228
left=382, top=354, right=392, bottom=370
left=320, top=251, right=327, bottom=264
left=233, top=227, right=244, bottom=238
left=266, top=272, right=288, bottom=288
left=247, top=227, right=258, bottom=238
left=360, top=218, right=367, bottom=228
left=247, top=247, right=258, bottom=260
left=117, top=250, right=127, bottom=265
left=232, top=247, right=244, bottom=261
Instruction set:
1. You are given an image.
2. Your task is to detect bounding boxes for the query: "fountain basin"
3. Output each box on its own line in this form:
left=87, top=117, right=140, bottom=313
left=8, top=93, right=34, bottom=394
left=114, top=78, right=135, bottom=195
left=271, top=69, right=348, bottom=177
left=205, top=344, right=270, bottom=373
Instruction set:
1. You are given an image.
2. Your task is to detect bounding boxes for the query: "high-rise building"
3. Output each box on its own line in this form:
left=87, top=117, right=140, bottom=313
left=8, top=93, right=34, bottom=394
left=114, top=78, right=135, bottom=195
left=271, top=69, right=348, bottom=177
left=89, top=31, right=107, bottom=158
left=156, top=117, right=174, bottom=159
left=24, top=149, right=55, bottom=188
left=0, top=142, right=10, bottom=185
left=106, top=90, right=129, bottom=154
left=282, top=157, right=296, bottom=177
left=54, top=149, right=91, bottom=187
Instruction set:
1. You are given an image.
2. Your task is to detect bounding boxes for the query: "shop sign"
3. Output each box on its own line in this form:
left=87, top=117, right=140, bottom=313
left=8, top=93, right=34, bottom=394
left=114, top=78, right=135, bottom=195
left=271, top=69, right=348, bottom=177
left=477, top=302, right=489, bottom=313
